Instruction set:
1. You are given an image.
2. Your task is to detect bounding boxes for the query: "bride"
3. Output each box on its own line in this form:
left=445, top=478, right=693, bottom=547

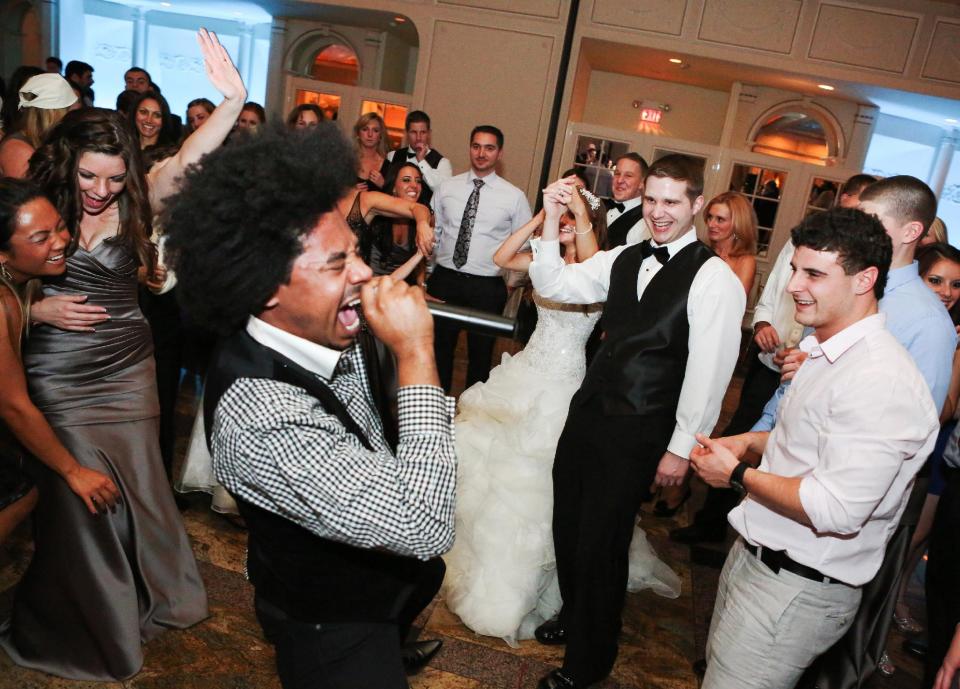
left=443, top=178, right=680, bottom=647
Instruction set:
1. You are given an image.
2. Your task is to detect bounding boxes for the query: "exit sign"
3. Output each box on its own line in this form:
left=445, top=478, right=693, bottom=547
left=640, top=108, right=663, bottom=123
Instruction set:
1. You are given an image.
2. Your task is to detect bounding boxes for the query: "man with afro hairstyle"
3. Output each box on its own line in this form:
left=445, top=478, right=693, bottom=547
left=162, top=122, right=456, bottom=688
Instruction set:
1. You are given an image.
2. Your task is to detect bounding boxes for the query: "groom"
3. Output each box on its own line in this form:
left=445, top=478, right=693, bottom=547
left=528, top=155, right=746, bottom=689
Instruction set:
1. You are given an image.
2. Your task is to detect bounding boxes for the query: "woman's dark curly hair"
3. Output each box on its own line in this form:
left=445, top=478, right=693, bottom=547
left=128, top=90, right=179, bottom=148
left=28, top=107, right=155, bottom=272
left=0, top=178, right=48, bottom=252
left=371, top=162, right=426, bottom=259
left=162, top=122, right=356, bottom=334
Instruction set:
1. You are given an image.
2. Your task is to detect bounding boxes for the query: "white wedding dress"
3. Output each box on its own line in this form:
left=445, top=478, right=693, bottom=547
left=443, top=292, right=681, bottom=647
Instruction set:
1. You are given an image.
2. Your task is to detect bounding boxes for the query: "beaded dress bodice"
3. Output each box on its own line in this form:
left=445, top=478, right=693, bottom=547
left=520, top=292, right=602, bottom=380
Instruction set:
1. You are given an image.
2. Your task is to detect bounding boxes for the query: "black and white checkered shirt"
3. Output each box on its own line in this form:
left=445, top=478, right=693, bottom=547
left=212, top=327, right=457, bottom=561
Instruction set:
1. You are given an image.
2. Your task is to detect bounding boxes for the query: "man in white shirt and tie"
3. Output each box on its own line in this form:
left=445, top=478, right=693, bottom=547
left=427, top=125, right=533, bottom=391
left=690, top=207, right=939, bottom=689
left=528, top=155, right=745, bottom=689
left=604, top=152, right=649, bottom=248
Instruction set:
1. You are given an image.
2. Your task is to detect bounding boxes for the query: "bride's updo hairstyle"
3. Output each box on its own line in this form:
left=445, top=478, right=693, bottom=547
left=28, top=107, right=154, bottom=273
left=558, top=186, right=608, bottom=256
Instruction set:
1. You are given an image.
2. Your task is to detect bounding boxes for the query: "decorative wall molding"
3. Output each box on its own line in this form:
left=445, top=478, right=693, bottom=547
left=589, top=0, right=686, bottom=37
left=698, top=0, right=801, bottom=55
left=423, top=20, right=557, bottom=189
left=808, top=3, right=920, bottom=74
left=437, top=0, right=562, bottom=20
left=921, top=19, right=960, bottom=85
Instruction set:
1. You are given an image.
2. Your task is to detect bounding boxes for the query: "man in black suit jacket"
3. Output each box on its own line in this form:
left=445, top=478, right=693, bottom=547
left=604, top=152, right=648, bottom=248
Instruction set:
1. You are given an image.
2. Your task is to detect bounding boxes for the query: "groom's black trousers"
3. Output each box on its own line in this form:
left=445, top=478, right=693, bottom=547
left=553, top=400, right=675, bottom=685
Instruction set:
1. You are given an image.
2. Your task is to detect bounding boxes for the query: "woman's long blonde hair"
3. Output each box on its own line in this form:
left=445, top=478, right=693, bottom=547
left=353, top=112, right=388, bottom=159
left=18, top=105, right=73, bottom=149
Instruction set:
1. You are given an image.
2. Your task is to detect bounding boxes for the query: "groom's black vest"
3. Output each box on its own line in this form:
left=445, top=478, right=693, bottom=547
left=574, top=240, right=715, bottom=417
left=204, top=329, right=427, bottom=622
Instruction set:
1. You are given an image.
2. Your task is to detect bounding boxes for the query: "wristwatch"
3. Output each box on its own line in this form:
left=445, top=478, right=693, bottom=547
left=729, top=461, right=750, bottom=496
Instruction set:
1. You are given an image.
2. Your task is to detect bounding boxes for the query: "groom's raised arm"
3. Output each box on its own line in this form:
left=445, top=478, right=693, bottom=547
left=528, top=239, right=627, bottom=304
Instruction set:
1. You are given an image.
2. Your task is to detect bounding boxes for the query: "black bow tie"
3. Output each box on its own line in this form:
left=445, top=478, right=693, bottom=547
left=407, top=150, right=419, bottom=160
left=610, top=201, right=626, bottom=213
left=639, top=239, right=670, bottom=266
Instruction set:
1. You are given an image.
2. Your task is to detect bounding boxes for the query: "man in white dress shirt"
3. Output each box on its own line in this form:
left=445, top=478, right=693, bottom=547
left=691, top=207, right=939, bottom=689
left=528, top=155, right=745, bottom=689
left=604, top=152, right=649, bottom=248
left=383, top=110, right=453, bottom=199
left=673, top=172, right=879, bottom=547
left=426, top=124, right=532, bottom=391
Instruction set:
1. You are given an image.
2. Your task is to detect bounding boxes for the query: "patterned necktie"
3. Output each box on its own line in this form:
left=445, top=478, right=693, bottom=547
left=453, top=178, right=484, bottom=269
left=639, top=239, right=670, bottom=265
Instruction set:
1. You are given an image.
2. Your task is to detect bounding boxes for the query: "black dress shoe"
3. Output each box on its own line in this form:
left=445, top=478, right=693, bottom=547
left=537, top=669, right=576, bottom=688
left=669, top=522, right=726, bottom=544
left=902, top=637, right=928, bottom=659
left=401, top=639, right=442, bottom=675
left=534, top=617, right=567, bottom=645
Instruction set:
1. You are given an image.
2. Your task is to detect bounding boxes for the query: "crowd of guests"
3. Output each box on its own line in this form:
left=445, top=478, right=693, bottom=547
left=1, top=34, right=960, bottom=689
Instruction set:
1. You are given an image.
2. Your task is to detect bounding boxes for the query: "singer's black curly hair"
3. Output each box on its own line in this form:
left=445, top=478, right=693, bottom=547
left=162, top=121, right=356, bottom=333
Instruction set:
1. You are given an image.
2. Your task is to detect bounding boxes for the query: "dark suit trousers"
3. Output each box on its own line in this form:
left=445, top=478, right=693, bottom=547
left=426, top=265, right=506, bottom=392
left=254, top=558, right=445, bottom=689
left=139, top=287, right=182, bottom=479
left=925, top=467, right=960, bottom=687
left=553, top=400, right=674, bottom=685
left=694, top=350, right=780, bottom=528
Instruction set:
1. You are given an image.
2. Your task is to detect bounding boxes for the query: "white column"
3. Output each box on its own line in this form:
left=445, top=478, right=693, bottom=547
left=265, top=18, right=287, bottom=117
left=40, top=0, right=58, bottom=60
left=928, top=131, right=957, bottom=200
left=238, top=23, right=254, bottom=89
left=132, top=7, right=147, bottom=68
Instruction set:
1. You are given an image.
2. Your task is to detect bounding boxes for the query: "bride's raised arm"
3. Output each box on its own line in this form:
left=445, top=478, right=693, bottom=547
left=148, top=28, right=247, bottom=210
left=493, top=209, right=544, bottom=272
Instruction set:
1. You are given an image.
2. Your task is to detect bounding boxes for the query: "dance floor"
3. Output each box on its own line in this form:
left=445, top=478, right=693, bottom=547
left=0, top=336, right=927, bottom=688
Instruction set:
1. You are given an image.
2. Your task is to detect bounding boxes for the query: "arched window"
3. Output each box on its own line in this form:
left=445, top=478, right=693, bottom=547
left=288, top=30, right=362, bottom=86
left=311, top=43, right=359, bottom=86
left=748, top=101, right=845, bottom=166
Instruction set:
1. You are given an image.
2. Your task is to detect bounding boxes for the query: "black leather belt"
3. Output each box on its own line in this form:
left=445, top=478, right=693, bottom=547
left=743, top=541, right=854, bottom=588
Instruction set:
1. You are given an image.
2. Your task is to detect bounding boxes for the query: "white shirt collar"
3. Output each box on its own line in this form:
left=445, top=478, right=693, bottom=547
left=652, top=226, right=698, bottom=257
left=467, top=168, right=499, bottom=185
left=621, top=196, right=642, bottom=212
left=246, top=316, right=342, bottom=381
left=799, top=312, right=886, bottom=364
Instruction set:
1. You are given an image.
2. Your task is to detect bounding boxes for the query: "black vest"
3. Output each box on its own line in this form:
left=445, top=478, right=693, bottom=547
left=605, top=203, right=645, bottom=249
left=204, top=329, right=427, bottom=623
left=574, top=240, right=715, bottom=417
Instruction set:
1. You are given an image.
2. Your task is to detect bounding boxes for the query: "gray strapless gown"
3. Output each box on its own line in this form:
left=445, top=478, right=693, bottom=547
left=0, top=240, right=208, bottom=681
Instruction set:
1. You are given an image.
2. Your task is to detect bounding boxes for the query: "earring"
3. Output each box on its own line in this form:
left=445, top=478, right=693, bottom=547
left=0, top=262, right=11, bottom=282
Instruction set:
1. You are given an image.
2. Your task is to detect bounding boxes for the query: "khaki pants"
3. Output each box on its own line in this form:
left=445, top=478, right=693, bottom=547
left=704, top=539, right=862, bottom=689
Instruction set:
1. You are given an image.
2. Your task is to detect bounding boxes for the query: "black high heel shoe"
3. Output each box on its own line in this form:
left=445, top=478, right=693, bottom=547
left=653, top=488, right=692, bottom=518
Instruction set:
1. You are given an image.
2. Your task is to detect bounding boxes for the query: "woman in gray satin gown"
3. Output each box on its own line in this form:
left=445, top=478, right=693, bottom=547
left=0, top=30, right=246, bottom=681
